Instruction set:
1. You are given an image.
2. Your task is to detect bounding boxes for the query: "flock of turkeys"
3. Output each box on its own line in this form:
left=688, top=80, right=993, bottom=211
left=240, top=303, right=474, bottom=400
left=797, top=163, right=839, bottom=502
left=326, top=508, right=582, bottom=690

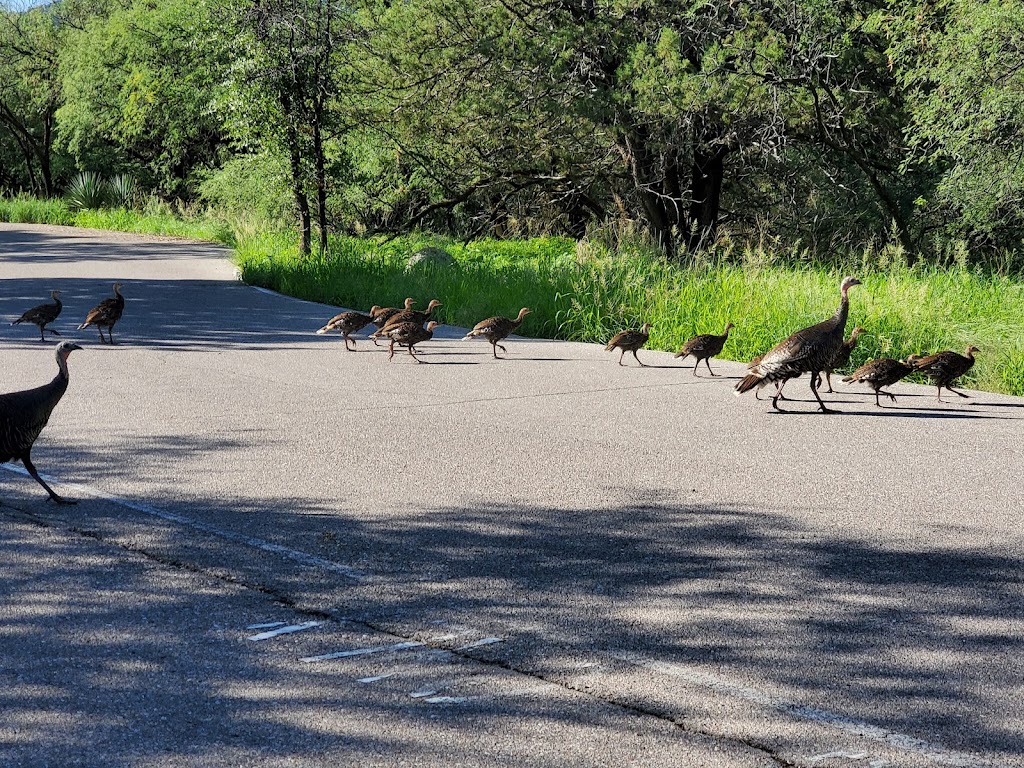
left=1, top=276, right=982, bottom=503
left=314, top=277, right=979, bottom=414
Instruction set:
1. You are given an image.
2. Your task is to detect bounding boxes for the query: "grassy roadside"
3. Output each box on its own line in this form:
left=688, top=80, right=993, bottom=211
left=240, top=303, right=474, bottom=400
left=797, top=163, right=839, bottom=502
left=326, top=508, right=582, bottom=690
left=237, top=231, right=1024, bottom=397
left=0, top=195, right=237, bottom=245
left=4, top=195, right=1022, bottom=396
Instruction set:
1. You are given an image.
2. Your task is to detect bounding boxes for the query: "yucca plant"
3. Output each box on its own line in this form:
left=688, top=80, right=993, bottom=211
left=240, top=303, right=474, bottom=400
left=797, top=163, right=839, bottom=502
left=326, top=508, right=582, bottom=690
left=65, top=172, right=107, bottom=211
left=106, top=174, right=137, bottom=209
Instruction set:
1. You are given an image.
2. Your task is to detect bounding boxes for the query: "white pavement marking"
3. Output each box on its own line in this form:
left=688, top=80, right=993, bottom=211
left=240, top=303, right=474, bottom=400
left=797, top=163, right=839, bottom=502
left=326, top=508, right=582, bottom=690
left=455, top=636, right=503, bottom=650
left=357, top=673, right=397, bottom=684
left=409, top=689, right=439, bottom=698
left=1, top=464, right=367, bottom=582
left=807, top=751, right=871, bottom=766
left=248, top=621, right=322, bottom=641
left=246, top=621, right=287, bottom=630
left=425, top=696, right=471, bottom=704
left=300, top=640, right=426, bottom=663
left=611, top=652, right=990, bottom=768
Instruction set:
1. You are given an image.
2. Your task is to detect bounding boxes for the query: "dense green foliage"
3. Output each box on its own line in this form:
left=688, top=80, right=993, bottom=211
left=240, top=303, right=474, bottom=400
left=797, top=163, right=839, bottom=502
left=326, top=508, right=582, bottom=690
left=2, top=0, right=1024, bottom=261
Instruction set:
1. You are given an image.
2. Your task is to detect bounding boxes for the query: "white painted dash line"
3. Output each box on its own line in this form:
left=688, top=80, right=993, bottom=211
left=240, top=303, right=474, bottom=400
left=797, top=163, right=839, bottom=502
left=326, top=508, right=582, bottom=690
left=248, top=621, right=322, bottom=641
left=357, top=673, right=396, bottom=684
left=455, top=637, right=503, bottom=651
left=1, top=464, right=367, bottom=582
left=425, top=696, right=471, bottom=704
left=610, top=652, right=991, bottom=768
left=246, top=621, right=287, bottom=630
left=409, top=689, right=439, bottom=698
left=300, top=640, right=425, bottom=663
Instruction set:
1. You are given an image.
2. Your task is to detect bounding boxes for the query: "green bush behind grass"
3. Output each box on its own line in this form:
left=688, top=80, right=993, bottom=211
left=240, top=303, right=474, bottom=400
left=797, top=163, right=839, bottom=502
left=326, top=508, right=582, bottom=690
left=3, top=195, right=1022, bottom=396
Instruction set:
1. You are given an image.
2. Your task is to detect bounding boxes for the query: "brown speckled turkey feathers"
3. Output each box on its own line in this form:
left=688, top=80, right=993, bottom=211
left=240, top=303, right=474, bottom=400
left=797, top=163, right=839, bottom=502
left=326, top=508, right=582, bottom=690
left=843, top=356, right=916, bottom=407
left=317, top=311, right=375, bottom=350
left=78, top=282, right=125, bottom=344
left=463, top=308, right=531, bottom=358
left=912, top=346, right=979, bottom=402
left=12, top=290, right=63, bottom=341
left=735, top=276, right=861, bottom=412
left=675, top=322, right=733, bottom=376
left=605, top=323, right=653, bottom=367
left=385, top=321, right=440, bottom=362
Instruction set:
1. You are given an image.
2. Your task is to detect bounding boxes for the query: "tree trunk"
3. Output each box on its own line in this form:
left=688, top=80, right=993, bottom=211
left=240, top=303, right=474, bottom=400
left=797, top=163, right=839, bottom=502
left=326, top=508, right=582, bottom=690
left=312, top=105, right=328, bottom=255
left=686, top=144, right=727, bottom=252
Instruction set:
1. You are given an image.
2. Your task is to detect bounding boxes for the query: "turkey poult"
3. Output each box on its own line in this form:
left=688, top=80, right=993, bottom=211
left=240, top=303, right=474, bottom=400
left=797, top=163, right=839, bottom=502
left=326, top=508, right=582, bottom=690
left=842, top=356, right=917, bottom=407
left=369, top=298, right=416, bottom=346
left=12, top=290, right=63, bottom=341
left=371, top=299, right=443, bottom=340
left=735, top=276, right=861, bottom=413
left=385, top=321, right=440, bottom=363
left=463, top=307, right=531, bottom=359
left=78, top=282, right=125, bottom=344
left=675, top=322, right=733, bottom=376
left=0, top=341, right=83, bottom=504
left=819, top=326, right=865, bottom=393
left=912, top=345, right=979, bottom=402
left=605, top=323, right=653, bottom=367
left=316, top=310, right=376, bottom=350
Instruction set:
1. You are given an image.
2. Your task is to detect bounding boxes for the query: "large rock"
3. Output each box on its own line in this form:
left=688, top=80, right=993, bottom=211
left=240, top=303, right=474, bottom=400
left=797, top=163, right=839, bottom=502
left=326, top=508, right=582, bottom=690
left=406, top=246, right=455, bottom=270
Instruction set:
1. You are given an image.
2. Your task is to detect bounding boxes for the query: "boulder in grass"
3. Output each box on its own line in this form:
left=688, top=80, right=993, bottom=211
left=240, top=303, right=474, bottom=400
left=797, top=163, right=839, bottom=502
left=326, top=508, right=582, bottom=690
left=406, top=246, right=455, bottom=270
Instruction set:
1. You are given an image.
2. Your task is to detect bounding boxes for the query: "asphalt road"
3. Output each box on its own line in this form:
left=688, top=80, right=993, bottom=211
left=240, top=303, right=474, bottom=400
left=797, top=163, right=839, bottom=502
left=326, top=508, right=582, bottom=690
left=1, top=223, right=1022, bottom=768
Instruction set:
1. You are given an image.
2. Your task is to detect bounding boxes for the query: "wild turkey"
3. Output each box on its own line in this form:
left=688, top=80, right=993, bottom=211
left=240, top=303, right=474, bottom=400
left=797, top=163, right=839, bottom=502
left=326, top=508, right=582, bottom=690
left=369, top=298, right=416, bottom=346
left=912, top=346, right=979, bottom=402
left=675, top=322, right=733, bottom=376
left=818, top=326, right=864, bottom=392
left=384, top=321, right=440, bottom=363
left=78, top=282, right=125, bottom=344
left=463, top=307, right=531, bottom=359
left=605, top=323, right=653, bottom=367
left=371, top=299, right=443, bottom=341
left=746, top=353, right=789, bottom=401
left=316, top=310, right=376, bottom=350
left=735, top=276, right=861, bottom=412
left=842, top=356, right=917, bottom=407
left=12, top=290, right=63, bottom=341
left=0, top=341, right=83, bottom=504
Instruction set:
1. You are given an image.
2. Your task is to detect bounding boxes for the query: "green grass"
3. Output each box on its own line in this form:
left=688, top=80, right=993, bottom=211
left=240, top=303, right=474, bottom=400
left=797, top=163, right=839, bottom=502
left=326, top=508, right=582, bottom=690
left=0, top=194, right=237, bottom=245
left=236, top=231, right=1024, bottom=397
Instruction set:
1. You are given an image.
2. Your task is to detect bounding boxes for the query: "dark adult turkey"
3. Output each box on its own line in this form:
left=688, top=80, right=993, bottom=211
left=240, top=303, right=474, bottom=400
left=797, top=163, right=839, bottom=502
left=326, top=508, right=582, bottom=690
left=1, top=341, right=83, bottom=503
left=735, top=276, right=861, bottom=413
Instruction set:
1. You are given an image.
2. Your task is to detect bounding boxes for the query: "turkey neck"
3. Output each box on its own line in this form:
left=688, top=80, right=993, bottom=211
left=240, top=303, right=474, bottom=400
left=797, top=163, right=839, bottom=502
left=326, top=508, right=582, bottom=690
left=831, top=285, right=852, bottom=333
left=39, top=352, right=72, bottom=416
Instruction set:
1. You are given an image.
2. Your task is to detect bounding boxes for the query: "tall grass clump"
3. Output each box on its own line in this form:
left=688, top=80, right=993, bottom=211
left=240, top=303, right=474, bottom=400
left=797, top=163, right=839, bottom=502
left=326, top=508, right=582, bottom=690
left=0, top=194, right=74, bottom=225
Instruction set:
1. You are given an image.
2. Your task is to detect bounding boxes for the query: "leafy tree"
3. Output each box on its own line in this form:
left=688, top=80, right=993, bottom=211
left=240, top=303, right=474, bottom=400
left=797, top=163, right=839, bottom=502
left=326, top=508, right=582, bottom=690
left=888, top=0, right=1024, bottom=250
left=218, top=0, right=363, bottom=254
left=0, top=3, right=64, bottom=195
left=57, top=0, right=226, bottom=197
